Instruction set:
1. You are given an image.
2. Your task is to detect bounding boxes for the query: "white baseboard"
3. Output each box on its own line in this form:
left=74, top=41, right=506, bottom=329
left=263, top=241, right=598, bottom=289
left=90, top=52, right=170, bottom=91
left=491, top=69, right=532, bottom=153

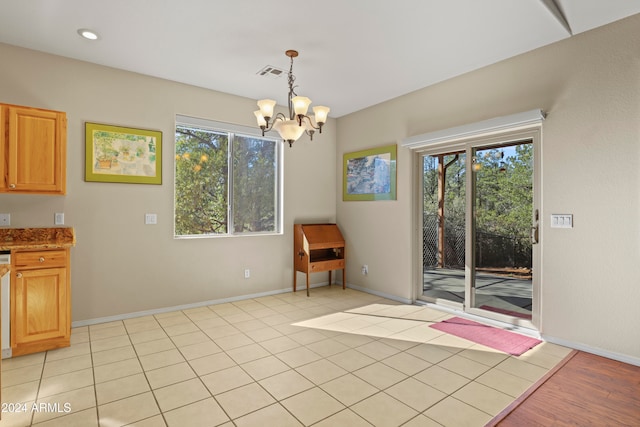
left=542, top=334, right=640, bottom=367
left=345, top=283, right=412, bottom=305
left=72, top=281, right=406, bottom=328
left=71, top=284, right=640, bottom=368
left=72, top=282, right=328, bottom=328
left=414, top=302, right=640, bottom=366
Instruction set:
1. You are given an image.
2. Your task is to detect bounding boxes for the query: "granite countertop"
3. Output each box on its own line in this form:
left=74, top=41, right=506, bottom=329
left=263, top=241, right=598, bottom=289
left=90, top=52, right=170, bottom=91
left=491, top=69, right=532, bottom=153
left=0, top=227, right=76, bottom=251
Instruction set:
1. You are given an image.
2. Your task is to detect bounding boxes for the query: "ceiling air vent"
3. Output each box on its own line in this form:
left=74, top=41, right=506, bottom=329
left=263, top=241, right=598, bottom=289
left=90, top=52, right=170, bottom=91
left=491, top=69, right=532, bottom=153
left=256, top=65, right=284, bottom=79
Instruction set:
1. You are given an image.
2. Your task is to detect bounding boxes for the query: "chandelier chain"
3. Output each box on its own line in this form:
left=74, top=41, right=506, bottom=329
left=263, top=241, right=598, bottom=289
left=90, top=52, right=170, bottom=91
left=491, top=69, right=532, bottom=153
left=287, top=54, right=298, bottom=120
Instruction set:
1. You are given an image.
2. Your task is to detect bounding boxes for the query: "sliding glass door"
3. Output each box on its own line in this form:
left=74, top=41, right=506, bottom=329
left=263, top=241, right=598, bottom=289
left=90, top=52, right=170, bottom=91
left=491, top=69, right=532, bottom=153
left=422, top=151, right=467, bottom=307
left=420, top=132, right=540, bottom=328
left=470, top=142, right=535, bottom=319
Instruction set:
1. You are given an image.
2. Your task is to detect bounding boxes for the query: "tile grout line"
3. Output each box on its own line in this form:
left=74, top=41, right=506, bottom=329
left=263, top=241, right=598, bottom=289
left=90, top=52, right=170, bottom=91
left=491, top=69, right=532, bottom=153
left=170, top=307, right=234, bottom=425
left=88, top=325, right=99, bottom=426
left=216, top=304, right=306, bottom=426
left=228, top=301, right=345, bottom=426
left=6, top=288, right=571, bottom=426
left=125, top=317, right=169, bottom=427
left=28, top=351, right=47, bottom=426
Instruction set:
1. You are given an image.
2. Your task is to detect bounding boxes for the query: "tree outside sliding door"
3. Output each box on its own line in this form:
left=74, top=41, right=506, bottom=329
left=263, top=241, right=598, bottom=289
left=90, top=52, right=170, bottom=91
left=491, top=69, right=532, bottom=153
left=471, top=142, right=534, bottom=319
left=422, top=151, right=467, bottom=307
left=420, top=133, right=539, bottom=327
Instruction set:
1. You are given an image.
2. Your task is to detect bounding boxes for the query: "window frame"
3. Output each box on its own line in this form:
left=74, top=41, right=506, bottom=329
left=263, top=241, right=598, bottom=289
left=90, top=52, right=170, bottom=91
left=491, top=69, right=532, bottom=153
left=174, top=115, right=283, bottom=239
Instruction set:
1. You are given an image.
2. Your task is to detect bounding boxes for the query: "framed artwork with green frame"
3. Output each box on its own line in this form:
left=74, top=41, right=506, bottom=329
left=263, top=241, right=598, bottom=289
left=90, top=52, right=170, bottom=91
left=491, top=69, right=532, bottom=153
left=85, top=122, right=162, bottom=184
left=343, top=144, right=397, bottom=201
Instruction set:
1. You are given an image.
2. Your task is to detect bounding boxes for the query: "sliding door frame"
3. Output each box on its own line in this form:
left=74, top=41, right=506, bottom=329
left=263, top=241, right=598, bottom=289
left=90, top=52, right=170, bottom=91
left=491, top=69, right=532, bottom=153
left=412, top=127, right=542, bottom=330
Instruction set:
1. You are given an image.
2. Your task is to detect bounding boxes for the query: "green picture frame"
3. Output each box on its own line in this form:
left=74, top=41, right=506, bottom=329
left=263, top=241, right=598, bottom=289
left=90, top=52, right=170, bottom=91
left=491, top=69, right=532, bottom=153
left=85, top=122, right=162, bottom=184
left=343, top=144, right=397, bottom=201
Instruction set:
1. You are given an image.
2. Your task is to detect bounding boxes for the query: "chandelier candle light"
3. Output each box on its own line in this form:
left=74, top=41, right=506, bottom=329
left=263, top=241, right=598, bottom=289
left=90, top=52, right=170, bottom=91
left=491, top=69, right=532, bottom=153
left=254, top=50, right=330, bottom=147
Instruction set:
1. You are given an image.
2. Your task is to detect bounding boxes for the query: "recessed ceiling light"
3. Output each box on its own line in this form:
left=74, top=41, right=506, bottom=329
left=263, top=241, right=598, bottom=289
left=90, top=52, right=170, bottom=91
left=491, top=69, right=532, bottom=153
left=77, top=29, right=99, bottom=40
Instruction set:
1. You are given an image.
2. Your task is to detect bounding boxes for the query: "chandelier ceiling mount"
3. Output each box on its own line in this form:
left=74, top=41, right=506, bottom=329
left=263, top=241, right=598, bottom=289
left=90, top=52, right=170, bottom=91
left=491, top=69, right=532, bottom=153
left=254, top=50, right=330, bottom=147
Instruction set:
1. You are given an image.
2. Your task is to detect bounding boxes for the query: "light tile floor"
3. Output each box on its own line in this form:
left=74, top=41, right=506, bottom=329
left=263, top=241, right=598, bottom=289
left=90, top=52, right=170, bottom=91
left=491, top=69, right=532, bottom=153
left=0, top=286, right=572, bottom=427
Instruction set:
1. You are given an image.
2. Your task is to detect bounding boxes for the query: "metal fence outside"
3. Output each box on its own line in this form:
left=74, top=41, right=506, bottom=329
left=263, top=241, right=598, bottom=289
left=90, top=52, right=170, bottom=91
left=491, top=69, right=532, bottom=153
left=423, top=214, right=531, bottom=271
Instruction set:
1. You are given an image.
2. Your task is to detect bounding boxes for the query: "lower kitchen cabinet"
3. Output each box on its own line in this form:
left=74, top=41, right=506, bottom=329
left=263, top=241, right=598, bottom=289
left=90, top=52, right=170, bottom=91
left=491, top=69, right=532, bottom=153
left=11, top=248, right=70, bottom=356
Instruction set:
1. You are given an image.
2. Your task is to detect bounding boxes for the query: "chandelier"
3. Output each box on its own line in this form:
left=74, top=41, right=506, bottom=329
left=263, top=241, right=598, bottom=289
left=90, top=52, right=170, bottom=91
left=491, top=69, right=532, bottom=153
left=254, top=50, right=330, bottom=147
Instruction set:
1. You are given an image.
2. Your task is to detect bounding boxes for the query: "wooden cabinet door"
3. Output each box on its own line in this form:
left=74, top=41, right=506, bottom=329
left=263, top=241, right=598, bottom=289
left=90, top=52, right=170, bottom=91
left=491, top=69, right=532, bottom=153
left=3, top=105, right=67, bottom=194
left=13, top=267, right=69, bottom=346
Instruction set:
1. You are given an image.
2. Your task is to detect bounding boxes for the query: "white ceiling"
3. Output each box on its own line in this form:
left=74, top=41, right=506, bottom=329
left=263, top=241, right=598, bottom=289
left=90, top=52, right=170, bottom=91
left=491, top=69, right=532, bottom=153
left=1, top=0, right=639, bottom=117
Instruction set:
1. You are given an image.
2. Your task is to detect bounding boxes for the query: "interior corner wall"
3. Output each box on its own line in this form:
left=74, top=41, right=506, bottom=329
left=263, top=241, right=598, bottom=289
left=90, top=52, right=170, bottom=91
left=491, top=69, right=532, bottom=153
left=336, top=14, right=640, bottom=361
left=0, top=42, right=337, bottom=322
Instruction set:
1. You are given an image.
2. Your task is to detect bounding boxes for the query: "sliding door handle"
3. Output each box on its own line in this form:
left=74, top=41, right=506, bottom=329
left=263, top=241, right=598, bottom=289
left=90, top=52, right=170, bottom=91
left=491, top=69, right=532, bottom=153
left=531, top=225, right=539, bottom=245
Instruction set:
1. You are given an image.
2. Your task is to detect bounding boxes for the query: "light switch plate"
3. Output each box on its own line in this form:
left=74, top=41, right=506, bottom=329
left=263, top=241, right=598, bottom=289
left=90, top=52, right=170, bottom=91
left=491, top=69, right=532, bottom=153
left=145, top=213, right=157, bottom=225
left=551, top=214, right=573, bottom=228
left=54, top=213, right=65, bottom=225
left=0, top=213, right=9, bottom=226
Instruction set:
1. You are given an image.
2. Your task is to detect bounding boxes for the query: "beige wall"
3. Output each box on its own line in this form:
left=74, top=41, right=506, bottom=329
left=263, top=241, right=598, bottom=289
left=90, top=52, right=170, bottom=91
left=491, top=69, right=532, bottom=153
left=2, top=13, right=639, bottom=363
left=336, top=14, right=640, bottom=362
left=0, top=43, right=337, bottom=322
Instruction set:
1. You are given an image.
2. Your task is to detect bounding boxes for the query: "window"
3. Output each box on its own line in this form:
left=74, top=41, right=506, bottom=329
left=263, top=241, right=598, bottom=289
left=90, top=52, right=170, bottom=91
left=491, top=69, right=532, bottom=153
left=174, top=115, right=282, bottom=237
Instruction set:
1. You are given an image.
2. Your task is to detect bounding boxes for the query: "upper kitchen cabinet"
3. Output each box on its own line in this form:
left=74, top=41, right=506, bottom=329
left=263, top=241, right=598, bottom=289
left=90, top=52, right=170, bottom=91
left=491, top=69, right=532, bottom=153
left=0, top=103, right=67, bottom=195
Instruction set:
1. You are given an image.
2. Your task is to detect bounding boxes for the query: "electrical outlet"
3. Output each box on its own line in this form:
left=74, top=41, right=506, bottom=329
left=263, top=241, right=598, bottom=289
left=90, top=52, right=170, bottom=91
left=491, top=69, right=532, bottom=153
left=145, top=213, right=157, bottom=225
left=0, top=213, right=9, bottom=226
left=244, top=269, right=250, bottom=279
left=362, top=264, right=368, bottom=275
left=54, top=213, right=65, bottom=225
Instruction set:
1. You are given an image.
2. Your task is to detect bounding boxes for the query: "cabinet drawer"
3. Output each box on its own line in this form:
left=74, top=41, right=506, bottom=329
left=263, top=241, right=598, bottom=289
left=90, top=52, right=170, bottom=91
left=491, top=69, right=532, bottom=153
left=14, top=250, right=67, bottom=269
left=310, top=259, right=345, bottom=272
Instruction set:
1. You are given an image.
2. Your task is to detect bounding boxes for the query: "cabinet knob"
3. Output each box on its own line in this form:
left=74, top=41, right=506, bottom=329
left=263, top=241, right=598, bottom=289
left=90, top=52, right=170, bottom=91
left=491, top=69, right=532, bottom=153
left=39, top=257, right=45, bottom=263
left=9, top=184, right=16, bottom=189
left=16, top=272, right=22, bottom=278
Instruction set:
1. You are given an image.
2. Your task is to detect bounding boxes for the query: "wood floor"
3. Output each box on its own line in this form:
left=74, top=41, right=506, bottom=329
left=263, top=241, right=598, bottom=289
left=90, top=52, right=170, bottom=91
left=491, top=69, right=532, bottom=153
left=488, top=350, right=640, bottom=426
